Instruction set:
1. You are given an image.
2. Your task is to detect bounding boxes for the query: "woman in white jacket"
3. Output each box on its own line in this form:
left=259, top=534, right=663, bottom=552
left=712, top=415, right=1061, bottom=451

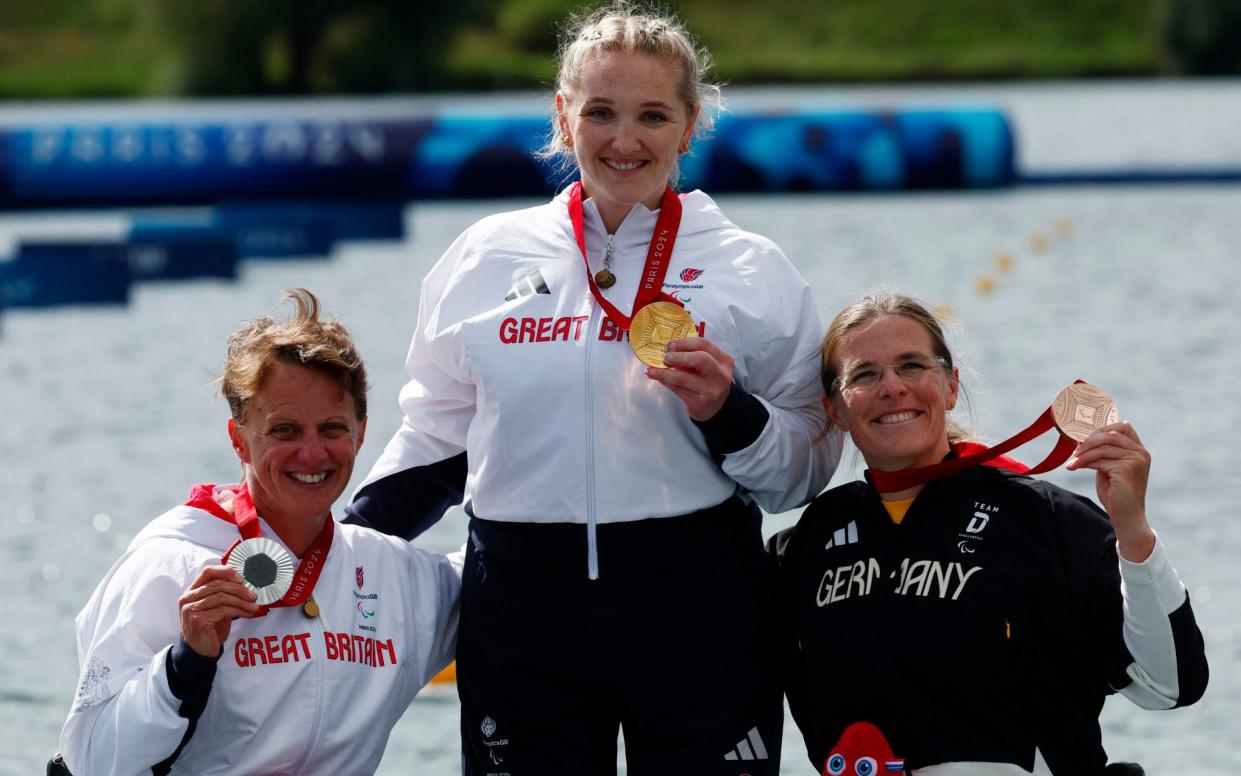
left=347, top=4, right=841, bottom=774
left=57, top=289, right=461, bottom=775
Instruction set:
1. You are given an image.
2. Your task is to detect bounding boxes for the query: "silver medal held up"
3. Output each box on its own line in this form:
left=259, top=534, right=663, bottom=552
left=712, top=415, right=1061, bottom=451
left=226, top=538, right=295, bottom=605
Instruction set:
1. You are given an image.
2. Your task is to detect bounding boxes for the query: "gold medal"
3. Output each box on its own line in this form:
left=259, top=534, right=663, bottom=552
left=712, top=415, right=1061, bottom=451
left=629, top=301, right=696, bottom=368
left=1052, top=383, right=1119, bottom=442
left=594, top=269, right=616, bottom=289
left=302, top=598, right=320, bottom=618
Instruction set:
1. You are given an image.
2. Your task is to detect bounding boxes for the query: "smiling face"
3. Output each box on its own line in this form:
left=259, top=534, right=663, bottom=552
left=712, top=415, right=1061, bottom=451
left=228, top=361, right=365, bottom=534
left=826, top=314, right=959, bottom=472
left=557, top=50, right=698, bottom=233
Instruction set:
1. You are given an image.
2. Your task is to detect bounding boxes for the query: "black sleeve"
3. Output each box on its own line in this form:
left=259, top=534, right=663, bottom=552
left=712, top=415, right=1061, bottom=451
left=693, top=381, right=770, bottom=463
left=344, top=452, right=468, bottom=540
left=153, top=639, right=219, bottom=775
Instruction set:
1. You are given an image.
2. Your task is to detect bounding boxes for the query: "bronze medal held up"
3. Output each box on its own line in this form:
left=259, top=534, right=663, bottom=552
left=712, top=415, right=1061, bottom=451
left=629, top=301, right=696, bottom=368
left=1052, top=383, right=1119, bottom=442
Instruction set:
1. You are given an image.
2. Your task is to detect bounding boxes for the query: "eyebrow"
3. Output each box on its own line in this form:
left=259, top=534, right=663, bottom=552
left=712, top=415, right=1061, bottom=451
left=581, top=97, right=676, bottom=110
left=847, top=351, right=935, bottom=368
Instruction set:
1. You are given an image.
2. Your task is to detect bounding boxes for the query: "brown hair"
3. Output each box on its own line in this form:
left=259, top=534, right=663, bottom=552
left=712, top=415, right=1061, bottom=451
left=821, top=292, right=969, bottom=444
left=218, top=288, right=367, bottom=424
left=543, top=1, right=722, bottom=176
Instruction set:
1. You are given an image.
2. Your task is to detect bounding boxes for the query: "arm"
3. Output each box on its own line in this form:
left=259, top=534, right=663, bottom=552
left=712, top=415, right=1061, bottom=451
left=60, top=546, right=248, bottom=775
left=402, top=546, right=464, bottom=690
left=346, top=236, right=476, bottom=539
left=658, top=252, right=841, bottom=513
left=1066, top=423, right=1208, bottom=708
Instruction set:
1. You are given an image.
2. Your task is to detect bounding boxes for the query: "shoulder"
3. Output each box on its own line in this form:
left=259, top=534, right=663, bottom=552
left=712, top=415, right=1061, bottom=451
left=456, top=199, right=566, bottom=252
left=769, top=480, right=870, bottom=559
left=680, top=190, right=786, bottom=258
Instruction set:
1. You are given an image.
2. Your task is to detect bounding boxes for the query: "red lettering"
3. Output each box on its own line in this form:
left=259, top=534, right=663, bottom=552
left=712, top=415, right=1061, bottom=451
left=364, top=638, right=376, bottom=667
left=696, top=322, right=706, bottom=337
left=235, top=638, right=250, bottom=668
left=573, top=316, right=588, bottom=340
left=339, top=632, right=354, bottom=662
left=280, top=634, right=299, bottom=663
left=535, top=317, right=552, bottom=342
left=265, top=635, right=282, bottom=664
left=551, top=316, right=571, bottom=341
left=377, top=639, right=397, bottom=667
left=352, top=634, right=367, bottom=663
left=499, top=317, right=517, bottom=344
left=599, top=317, right=619, bottom=342
left=295, top=632, right=312, bottom=660
left=519, top=318, right=536, bottom=343
left=324, top=631, right=338, bottom=660
left=247, top=638, right=268, bottom=665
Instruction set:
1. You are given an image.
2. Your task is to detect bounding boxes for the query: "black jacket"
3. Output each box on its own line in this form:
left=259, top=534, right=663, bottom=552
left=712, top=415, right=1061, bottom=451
left=769, top=465, right=1207, bottom=775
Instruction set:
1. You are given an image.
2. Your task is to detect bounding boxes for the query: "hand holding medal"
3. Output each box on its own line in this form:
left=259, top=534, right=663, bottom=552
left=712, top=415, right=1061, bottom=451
left=178, top=565, right=260, bottom=658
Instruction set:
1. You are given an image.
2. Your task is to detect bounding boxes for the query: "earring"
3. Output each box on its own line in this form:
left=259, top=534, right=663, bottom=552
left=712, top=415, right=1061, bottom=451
left=565, top=136, right=574, bottom=149
left=678, top=141, right=690, bottom=154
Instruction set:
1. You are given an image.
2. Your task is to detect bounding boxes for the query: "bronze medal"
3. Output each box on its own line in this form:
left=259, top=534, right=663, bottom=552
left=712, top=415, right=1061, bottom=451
left=1052, top=383, right=1119, bottom=442
left=629, top=301, right=697, bottom=368
left=594, top=269, right=616, bottom=289
left=303, top=598, right=320, bottom=618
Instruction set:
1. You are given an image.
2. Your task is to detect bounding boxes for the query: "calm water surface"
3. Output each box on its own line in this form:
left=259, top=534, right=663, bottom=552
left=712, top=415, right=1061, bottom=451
left=2, top=81, right=1240, bottom=775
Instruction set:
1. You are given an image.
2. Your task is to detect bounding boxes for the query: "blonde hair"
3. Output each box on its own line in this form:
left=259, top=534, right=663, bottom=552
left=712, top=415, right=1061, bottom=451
left=821, top=292, right=970, bottom=444
left=542, top=1, right=722, bottom=177
left=218, top=288, right=368, bottom=424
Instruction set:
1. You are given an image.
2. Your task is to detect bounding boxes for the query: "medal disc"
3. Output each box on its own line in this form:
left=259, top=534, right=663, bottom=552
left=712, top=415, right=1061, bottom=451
left=226, top=537, right=295, bottom=605
left=594, top=269, right=616, bottom=289
left=629, top=301, right=697, bottom=368
left=303, top=598, right=321, bottom=618
left=1052, top=383, right=1119, bottom=442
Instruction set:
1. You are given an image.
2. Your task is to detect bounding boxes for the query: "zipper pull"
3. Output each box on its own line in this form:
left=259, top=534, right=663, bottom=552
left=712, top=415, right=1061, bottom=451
left=595, top=233, right=617, bottom=289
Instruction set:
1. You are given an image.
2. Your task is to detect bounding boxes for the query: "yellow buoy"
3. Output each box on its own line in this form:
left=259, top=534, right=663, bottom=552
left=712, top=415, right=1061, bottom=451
left=975, top=275, right=996, bottom=295
left=995, top=252, right=1015, bottom=272
left=430, top=661, right=457, bottom=684
left=1055, top=218, right=1074, bottom=238
left=1029, top=234, right=1049, bottom=252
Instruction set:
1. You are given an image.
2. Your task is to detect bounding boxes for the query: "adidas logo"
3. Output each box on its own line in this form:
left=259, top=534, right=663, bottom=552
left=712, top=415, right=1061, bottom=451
left=824, top=520, right=859, bottom=550
left=723, top=727, right=769, bottom=761
left=504, top=268, right=550, bottom=301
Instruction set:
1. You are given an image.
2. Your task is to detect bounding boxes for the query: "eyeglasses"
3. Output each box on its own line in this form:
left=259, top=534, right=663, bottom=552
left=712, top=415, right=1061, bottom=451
left=829, top=355, right=951, bottom=395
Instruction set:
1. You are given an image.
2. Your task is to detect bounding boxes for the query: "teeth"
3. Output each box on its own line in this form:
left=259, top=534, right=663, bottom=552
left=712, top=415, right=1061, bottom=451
left=877, top=411, right=917, bottom=425
left=291, top=472, right=327, bottom=484
left=607, top=160, right=643, bottom=171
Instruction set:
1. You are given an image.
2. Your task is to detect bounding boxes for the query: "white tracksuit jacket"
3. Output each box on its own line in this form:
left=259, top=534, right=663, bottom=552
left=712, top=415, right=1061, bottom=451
left=59, top=484, right=461, bottom=775
left=352, top=188, right=842, bottom=574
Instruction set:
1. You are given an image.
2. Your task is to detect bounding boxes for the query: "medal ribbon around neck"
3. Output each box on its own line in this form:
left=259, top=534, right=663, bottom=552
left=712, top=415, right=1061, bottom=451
left=868, top=380, right=1090, bottom=493
left=220, top=483, right=333, bottom=616
left=568, top=181, right=684, bottom=330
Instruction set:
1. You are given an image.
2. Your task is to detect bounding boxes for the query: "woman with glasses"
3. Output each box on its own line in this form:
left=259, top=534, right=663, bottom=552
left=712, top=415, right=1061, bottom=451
left=770, top=292, right=1207, bottom=775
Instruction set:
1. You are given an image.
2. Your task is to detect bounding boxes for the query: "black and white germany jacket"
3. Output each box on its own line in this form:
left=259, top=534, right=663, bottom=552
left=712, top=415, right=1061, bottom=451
left=769, top=464, right=1207, bottom=775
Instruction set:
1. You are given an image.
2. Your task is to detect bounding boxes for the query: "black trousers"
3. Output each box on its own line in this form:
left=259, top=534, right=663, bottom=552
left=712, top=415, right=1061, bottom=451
left=457, top=497, right=783, bottom=776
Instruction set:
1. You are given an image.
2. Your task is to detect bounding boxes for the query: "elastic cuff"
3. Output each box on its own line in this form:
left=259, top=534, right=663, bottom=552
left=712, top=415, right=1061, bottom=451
left=167, top=638, right=219, bottom=706
left=1118, top=532, right=1186, bottom=614
left=692, top=382, right=770, bottom=459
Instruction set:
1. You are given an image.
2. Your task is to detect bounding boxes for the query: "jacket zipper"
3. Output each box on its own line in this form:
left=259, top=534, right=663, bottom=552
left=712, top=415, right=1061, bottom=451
left=583, top=236, right=614, bottom=581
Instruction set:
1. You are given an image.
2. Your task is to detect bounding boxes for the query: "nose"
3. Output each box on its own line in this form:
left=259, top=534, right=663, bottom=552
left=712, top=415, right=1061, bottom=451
left=611, top=119, right=641, bottom=153
left=875, top=366, right=907, bottom=397
left=296, top=432, right=331, bottom=463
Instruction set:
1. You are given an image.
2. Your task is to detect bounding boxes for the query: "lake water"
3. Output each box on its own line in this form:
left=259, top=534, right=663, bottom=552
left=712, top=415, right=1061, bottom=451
left=2, top=79, right=1240, bottom=774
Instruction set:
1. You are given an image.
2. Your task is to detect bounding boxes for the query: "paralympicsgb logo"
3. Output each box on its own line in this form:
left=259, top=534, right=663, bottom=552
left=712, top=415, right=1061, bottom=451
left=679, top=267, right=703, bottom=282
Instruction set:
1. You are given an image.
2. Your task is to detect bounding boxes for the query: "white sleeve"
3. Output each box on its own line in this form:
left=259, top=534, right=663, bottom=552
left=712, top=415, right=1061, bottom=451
left=403, top=547, right=463, bottom=691
left=715, top=249, right=842, bottom=513
left=355, top=231, right=478, bottom=494
left=59, top=543, right=211, bottom=776
left=1114, top=534, right=1206, bottom=709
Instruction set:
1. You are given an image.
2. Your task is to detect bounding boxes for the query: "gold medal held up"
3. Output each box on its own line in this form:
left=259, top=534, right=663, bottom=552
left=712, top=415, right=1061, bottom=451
left=1052, top=383, right=1119, bottom=442
left=629, top=301, right=696, bottom=368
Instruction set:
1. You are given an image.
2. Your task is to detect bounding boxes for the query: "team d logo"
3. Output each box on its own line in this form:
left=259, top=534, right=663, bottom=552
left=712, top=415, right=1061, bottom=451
left=679, top=267, right=703, bottom=282
left=355, top=565, right=364, bottom=589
